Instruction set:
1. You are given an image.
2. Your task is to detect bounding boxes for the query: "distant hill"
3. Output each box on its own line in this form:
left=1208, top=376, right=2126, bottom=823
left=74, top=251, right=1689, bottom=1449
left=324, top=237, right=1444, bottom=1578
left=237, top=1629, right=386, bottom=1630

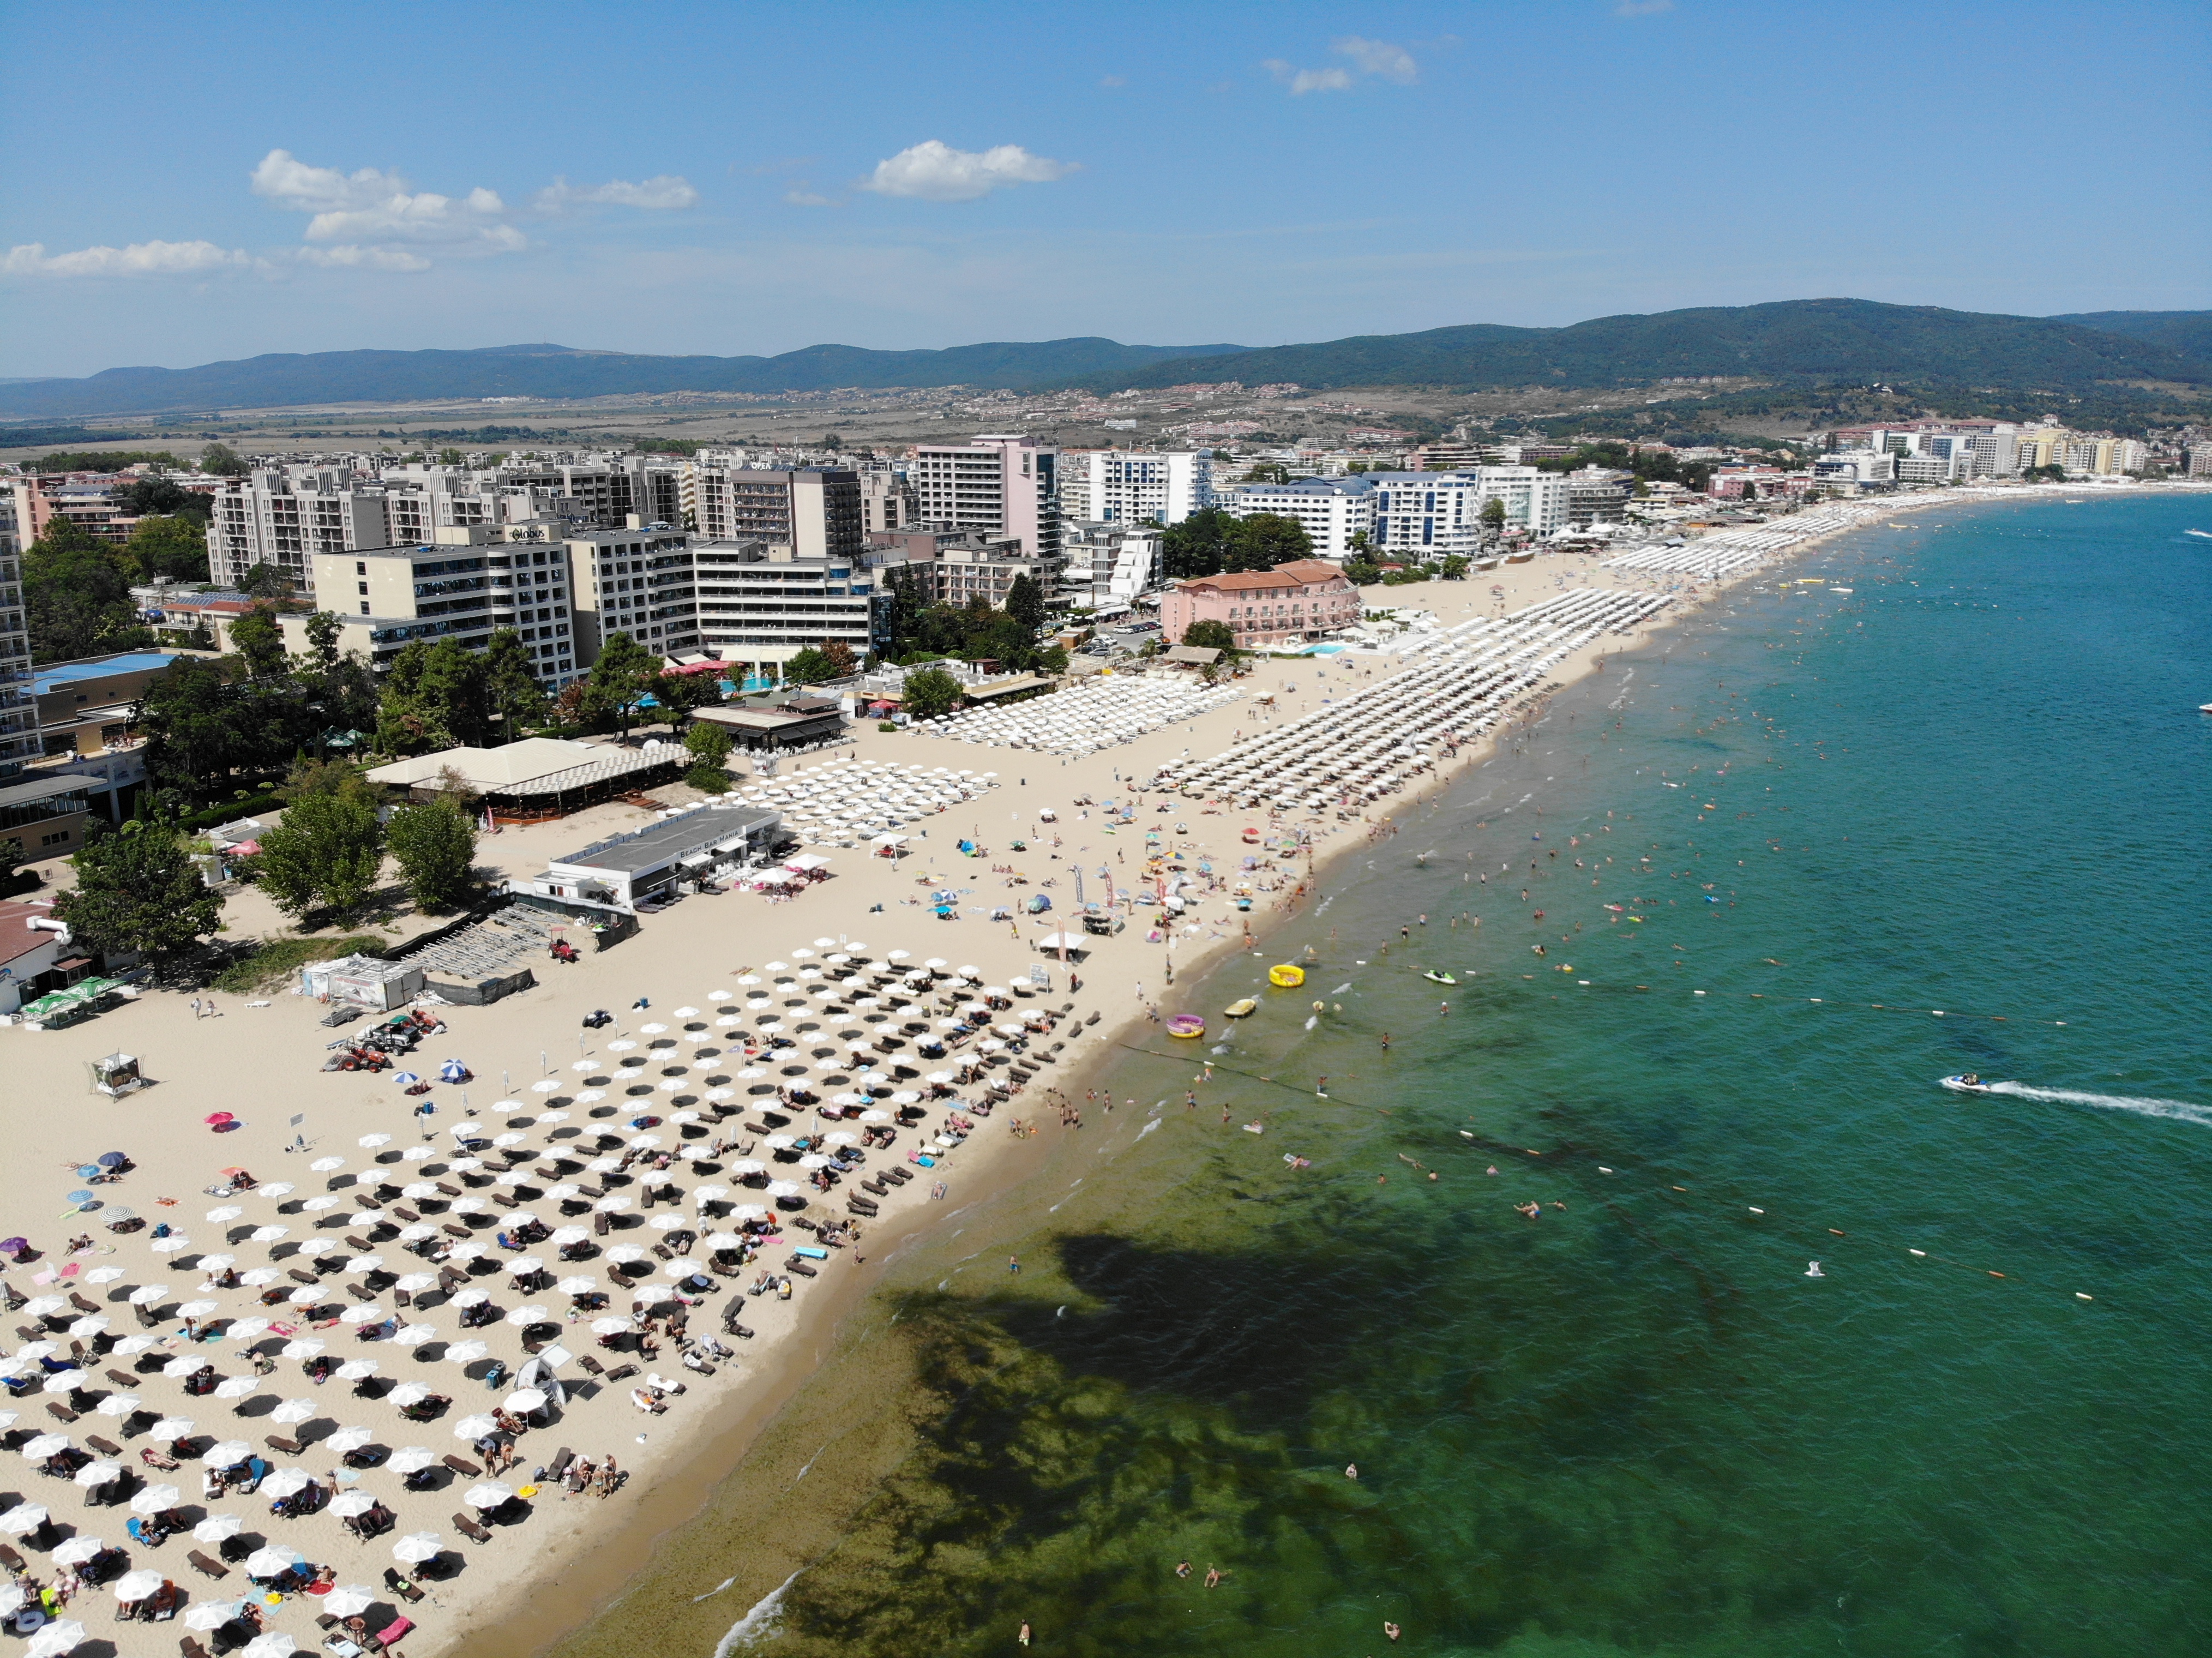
left=0, top=337, right=1255, bottom=420
left=4, top=300, right=2205, bottom=421
left=2046, top=310, right=2212, bottom=366
left=1062, top=300, right=2212, bottom=394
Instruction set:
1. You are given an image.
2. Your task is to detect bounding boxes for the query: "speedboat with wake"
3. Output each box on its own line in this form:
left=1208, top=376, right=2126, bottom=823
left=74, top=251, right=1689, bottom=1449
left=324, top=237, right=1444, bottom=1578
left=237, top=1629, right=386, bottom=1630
left=1939, top=1073, right=2008, bottom=1095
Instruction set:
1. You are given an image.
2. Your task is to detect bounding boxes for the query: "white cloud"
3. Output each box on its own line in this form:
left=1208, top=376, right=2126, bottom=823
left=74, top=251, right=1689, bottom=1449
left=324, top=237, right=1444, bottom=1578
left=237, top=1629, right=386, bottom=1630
left=1333, top=37, right=1418, bottom=83
left=2, top=239, right=250, bottom=278
left=292, top=245, right=433, bottom=273
left=251, top=147, right=523, bottom=260
left=1266, top=37, right=1418, bottom=94
left=249, top=149, right=408, bottom=213
left=858, top=141, right=1078, bottom=203
left=534, top=175, right=699, bottom=211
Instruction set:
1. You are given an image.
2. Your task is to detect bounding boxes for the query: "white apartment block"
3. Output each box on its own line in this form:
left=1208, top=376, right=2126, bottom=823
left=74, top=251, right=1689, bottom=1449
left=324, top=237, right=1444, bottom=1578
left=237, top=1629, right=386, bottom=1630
left=691, top=540, right=886, bottom=676
left=1066, top=450, right=1212, bottom=526
left=304, top=521, right=585, bottom=682
left=567, top=526, right=700, bottom=664
left=207, top=467, right=574, bottom=594
left=857, top=467, right=916, bottom=533
left=1061, top=522, right=1161, bottom=610
left=1218, top=476, right=1375, bottom=559
left=678, top=463, right=863, bottom=558
left=1369, top=473, right=1485, bottom=556
left=1470, top=467, right=1572, bottom=536
left=912, top=436, right=1061, bottom=560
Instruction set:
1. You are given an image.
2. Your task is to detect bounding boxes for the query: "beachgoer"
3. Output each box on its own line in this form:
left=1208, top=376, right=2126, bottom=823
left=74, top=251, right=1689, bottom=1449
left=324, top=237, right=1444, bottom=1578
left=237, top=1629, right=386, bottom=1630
left=1345, top=1463, right=1357, bottom=1479
left=1008, top=1256, right=1020, bottom=1275
left=1175, top=1560, right=1192, bottom=1578
left=1204, top=1567, right=1223, bottom=1589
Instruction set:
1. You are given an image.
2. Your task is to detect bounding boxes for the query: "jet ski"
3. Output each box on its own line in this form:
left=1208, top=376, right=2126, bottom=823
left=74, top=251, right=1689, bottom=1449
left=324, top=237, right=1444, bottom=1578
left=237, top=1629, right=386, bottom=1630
left=1939, top=1073, right=2005, bottom=1095
left=1423, top=971, right=1457, bottom=986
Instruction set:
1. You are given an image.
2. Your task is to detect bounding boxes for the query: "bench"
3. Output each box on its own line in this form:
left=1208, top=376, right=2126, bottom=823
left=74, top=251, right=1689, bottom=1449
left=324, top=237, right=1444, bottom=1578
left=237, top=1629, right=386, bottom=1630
left=187, top=1549, right=229, bottom=1580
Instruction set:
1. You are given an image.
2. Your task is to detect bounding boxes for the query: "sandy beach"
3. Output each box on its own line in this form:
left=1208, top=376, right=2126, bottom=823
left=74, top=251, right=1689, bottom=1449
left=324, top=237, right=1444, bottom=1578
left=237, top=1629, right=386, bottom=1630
left=0, top=488, right=2024, bottom=1658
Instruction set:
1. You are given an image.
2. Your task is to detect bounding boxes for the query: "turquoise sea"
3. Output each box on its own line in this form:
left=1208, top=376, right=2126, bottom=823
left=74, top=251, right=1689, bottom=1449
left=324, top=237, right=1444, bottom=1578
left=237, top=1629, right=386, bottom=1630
left=556, top=494, right=2212, bottom=1658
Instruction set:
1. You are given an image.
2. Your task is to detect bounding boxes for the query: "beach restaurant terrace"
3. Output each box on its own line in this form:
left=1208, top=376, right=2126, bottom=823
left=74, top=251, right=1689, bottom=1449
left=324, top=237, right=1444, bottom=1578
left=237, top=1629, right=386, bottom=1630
left=519, top=799, right=784, bottom=913
left=365, top=736, right=684, bottom=820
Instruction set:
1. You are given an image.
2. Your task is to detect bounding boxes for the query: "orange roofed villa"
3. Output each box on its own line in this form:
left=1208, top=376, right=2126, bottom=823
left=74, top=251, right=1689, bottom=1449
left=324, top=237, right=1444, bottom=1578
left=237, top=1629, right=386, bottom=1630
left=1158, top=559, right=1361, bottom=651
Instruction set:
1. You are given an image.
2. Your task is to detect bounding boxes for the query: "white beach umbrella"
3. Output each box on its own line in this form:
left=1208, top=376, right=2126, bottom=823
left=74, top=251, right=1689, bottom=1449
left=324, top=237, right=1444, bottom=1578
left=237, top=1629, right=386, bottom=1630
left=214, top=1375, right=260, bottom=1399
left=270, top=1398, right=316, bottom=1425
left=445, top=1340, right=490, bottom=1365
left=386, top=1446, right=434, bottom=1474
left=129, top=1483, right=180, bottom=1514
left=393, top=1533, right=442, bottom=1563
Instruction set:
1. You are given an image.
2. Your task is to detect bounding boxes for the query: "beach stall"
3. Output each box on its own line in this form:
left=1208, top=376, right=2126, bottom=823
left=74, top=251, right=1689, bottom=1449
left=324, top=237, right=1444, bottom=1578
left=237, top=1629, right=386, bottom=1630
left=299, top=954, right=424, bottom=1013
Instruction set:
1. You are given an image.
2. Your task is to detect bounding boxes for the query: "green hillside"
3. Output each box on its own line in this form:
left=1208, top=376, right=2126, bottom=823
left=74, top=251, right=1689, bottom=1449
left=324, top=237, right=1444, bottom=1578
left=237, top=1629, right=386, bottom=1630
left=0, top=337, right=1255, bottom=420
left=1066, top=300, right=2212, bottom=393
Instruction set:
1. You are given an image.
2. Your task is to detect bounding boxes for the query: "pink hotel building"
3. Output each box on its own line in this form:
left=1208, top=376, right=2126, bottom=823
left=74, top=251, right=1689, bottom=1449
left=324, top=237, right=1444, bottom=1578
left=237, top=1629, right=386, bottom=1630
left=1159, top=558, right=1361, bottom=651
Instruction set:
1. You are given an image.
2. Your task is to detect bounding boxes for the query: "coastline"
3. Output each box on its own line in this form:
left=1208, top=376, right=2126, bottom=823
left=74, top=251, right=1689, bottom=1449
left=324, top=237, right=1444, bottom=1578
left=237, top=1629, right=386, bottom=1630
left=0, top=482, right=2142, bottom=1658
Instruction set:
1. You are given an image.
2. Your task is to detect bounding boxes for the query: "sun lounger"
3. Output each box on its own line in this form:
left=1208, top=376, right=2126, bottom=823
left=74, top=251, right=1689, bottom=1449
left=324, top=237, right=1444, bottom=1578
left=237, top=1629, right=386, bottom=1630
left=575, top=1353, right=606, bottom=1376
left=442, top=1453, right=481, bottom=1476
left=604, top=1363, right=639, bottom=1383
left=382, top=1568, right=424, bottom=1603
left=289, top=1270, right=321, bottom=1287
left=46, top=1401, right=78, bottom=1423
left=86, top=1433, right=123, bottom=1456
left=346, top=1283, right=375, bottom=1301
left=187, top=1549, right=229, bottom=1580
left=452, top=1512, right=492, bottom=1544
left=783, top=1258, right=818, bottom=1277
left=545, top=1446, right=574, bottom=1480
left=0, top=1543, right=26, bottom=1573
left=390, top=1208, right=420, bottom=1224
left=70, top=1292, right=100, bottom=1314
left=267, top=1434, right=305, bottom=1455
left=434, top=1184, right=462, bottom=1198
left=107, top=1368, right=140, bottom=1389
left=181, top=1637, right=214, bottom=1658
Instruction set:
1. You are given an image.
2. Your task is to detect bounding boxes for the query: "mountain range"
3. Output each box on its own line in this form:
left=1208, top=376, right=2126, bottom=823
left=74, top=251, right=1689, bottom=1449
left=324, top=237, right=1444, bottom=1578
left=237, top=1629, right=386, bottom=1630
left=2, top=300, right=2205, bottom=421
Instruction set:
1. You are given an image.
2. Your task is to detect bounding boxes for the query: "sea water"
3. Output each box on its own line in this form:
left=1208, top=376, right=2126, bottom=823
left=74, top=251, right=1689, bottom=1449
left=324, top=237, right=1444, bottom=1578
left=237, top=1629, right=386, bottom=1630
left=558, top=494, right=2212, bottom=1658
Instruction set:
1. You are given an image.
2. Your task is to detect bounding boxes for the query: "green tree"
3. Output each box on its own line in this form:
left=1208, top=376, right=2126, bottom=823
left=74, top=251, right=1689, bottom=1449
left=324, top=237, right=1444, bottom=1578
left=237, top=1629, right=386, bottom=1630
left=820, top=639, right=858, bottom=678
left=229, top=604, right=288, bottom=680
left=1345, top=530, right=1373, bottom=557
left=482, top=629, right=550, bottom=740
left=302, top=611, right=343, bottom=672
left=783, top=645, right=836, bottom=686
left=240, top=562, right=292, bottom=599
left=275, top=755, right=378, bottom=806
left=1342, top=558, right=1383, bottom=586
left=386, top=797, right=478, bottom=911
left=1161, top=507, right=1237, bottom=579
left=1480, top=497, right=1507, bottom=531
left=376, top=638, right=491, bottom=755
left=116, top=476, right=212, bottom=525
left=584, top=632, right=659, bottom=742
left=647, top=668, right=721, bottom=730
left=1006, top=572, right=1046, bottom=634
left=251, top=788, right=384, bottom=920
left=1439, top=555, right=1469, bottom=579
left=1034, top=643, right=1069, bottom=675
left=124, top=514, right=213, bottom=584
left=683, top=718, right=735, bottom=793
left=1221, top=512, right=1313, bottom=573
left=25, top=519, right=145, bottom=663
left=900, top=665, right=963, bottom=720
left=138, top=658, right=255, bottom=800
left=55, top=820, right=224, bottom=959
left=1181, top=618, right=1236, bottom=652
left=199, top=443, right=249, bottom=477
left=437, top=448, right=466, bottom=466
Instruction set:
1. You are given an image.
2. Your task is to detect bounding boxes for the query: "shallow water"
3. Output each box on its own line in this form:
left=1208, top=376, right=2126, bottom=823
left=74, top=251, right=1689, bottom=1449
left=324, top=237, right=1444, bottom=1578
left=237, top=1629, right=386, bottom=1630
left=555, top=494, right=2212, bottom=1658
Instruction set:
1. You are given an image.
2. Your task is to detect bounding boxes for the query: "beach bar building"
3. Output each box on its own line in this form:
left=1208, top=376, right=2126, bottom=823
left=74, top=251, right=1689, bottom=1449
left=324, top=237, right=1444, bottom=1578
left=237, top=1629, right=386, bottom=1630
left=519, top=799, right=784, bottom=912
left=366, top=736, right=685, bottom=820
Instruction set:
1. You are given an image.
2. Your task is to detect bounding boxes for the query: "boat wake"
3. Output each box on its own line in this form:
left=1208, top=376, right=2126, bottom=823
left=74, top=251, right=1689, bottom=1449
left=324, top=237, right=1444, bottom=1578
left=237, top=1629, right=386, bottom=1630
left=714, top=1570, right=802, bottom=1656
left=1983, top=1081, right=2212, bottom=1129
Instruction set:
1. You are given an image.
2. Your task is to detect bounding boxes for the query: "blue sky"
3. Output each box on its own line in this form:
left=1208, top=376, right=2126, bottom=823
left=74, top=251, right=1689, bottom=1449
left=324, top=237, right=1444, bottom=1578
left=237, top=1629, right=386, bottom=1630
left=2, top=0, right=2206, bottom=379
